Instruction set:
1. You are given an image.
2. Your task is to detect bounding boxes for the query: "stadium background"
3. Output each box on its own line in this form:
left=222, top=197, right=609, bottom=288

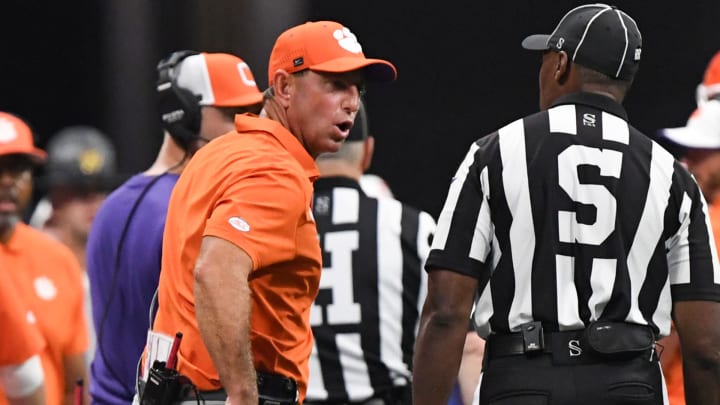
left=1, top=0, right=719, bottom=217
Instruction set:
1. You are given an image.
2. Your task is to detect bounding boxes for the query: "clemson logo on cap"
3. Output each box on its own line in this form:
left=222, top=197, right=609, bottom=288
left=333, top=27, right=363, bottom=54
left=0, top=118, right=18, bottom=143
left=236, top=62, right=257, bottom=87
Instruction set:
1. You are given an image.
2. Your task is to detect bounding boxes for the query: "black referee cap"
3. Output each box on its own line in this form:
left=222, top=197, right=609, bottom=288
left=522, top=3, right=642, bottom=80
left=346, top=100, right=368, bottom=142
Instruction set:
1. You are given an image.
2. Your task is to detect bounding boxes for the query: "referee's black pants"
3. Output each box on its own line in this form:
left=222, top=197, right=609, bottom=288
left=479, top=352, right=666, bottom=405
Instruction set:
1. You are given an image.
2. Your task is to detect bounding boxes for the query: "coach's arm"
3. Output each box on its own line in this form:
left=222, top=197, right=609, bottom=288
left=194, top=236, right=258, bottom=405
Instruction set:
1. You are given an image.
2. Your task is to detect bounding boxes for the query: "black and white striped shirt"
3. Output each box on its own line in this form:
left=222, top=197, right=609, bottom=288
left=307, top=177, right=435, bottom=403
left=426, top=92, right=720, bottom=339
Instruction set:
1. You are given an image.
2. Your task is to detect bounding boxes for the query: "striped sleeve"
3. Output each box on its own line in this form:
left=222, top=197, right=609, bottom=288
left=666, top=165, right=720, bottom=302
left=426, top=135, right=497, bottom=278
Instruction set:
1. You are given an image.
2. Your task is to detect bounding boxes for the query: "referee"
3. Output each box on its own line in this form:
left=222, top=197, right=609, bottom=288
left=413, top=4, right=720, bottom=405
left=305, top=101, right=436, bottom=404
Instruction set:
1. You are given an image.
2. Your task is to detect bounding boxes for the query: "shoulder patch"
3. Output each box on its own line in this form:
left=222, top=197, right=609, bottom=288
left=228, top=216, right=251, bottom=232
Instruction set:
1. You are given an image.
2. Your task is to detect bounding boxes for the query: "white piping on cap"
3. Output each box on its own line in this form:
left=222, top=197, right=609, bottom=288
left=547, top=3, right=604, bottom=48
left=572, top=5, right=612, bottom=63
left=614, top=9, right=630, bottom=78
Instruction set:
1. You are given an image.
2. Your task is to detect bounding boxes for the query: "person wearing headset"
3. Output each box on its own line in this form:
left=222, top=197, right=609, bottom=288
left=85, top=51, right=264, bottom=405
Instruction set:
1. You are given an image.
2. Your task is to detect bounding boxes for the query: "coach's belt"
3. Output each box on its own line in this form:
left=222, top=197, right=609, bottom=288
left=174, top=371, right=297, bottom=404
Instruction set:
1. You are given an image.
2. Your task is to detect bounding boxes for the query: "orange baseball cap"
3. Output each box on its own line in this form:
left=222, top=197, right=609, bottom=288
left=0, top=112, right=46, bottom=164
left=267, top=21, right=397, bottom=85
left=703, top=51, right=720, bottom=87
left=175, top=52, right=264, bottom=107
left=695, top=51, right=720, bottom=106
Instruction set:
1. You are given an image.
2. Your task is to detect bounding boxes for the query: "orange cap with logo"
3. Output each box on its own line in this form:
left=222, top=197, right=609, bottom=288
left=267, top=21, right=397, bottom=86
left=0, top=112, right=46, bottom=164
left=175, top=52, right=264, bottom=107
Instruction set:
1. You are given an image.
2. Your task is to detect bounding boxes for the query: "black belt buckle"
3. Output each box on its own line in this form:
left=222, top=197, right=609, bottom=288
left=521, top=321, right=544, bottom=353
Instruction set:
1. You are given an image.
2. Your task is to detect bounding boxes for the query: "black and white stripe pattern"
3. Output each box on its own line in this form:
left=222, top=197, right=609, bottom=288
left=307, top=177, right=435, bottom=403
left=426, top=92, right=720, bottom=338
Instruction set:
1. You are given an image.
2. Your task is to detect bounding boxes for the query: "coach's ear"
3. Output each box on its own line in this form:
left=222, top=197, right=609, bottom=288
left=271, top=70, right=292, bottom=108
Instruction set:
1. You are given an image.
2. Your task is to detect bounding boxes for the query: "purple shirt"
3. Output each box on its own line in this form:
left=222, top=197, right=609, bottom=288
left=86, top=173, right=179, bottom=404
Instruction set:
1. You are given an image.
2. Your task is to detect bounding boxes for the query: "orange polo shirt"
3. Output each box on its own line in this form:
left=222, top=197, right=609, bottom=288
left=152, top=114, right=321, bottom=402
left=0, top=223, right=87, bottom=405
left=0, top=275, right=46, bottom=402
left=0, top=280, right=45, bottom=364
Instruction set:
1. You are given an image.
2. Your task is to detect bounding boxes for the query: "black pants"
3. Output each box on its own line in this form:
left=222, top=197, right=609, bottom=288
left=479, top=353, right=666, bottom=405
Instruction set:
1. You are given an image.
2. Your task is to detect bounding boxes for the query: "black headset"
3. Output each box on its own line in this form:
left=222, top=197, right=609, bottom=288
left=156, top=50, right=203, bottom=151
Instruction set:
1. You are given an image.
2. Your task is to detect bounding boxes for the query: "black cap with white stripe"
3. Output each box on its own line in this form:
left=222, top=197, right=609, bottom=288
left=522, top=3, right=642, bottom=80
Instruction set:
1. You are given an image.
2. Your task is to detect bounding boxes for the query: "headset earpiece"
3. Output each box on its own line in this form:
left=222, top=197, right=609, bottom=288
left=156, top=50, right=202, bottom=151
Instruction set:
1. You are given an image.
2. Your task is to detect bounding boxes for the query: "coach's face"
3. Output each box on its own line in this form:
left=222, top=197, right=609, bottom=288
left=285, top=70, right=364, bottom=158
left=0, top=154, right=34, bottom=241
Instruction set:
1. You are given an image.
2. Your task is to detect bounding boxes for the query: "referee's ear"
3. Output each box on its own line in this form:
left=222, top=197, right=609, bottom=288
left=361, top=135, right=375, bottom=173
left=554, top=50, right=571, bottom=85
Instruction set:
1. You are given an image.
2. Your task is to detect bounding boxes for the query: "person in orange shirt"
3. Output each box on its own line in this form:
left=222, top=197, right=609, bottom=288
left=91, top=51, right=264, bottom=405
left=659, top=52, right=720, bottom=405
left=147, top=21, right=396, bottom=404
left=0, top=112, right=89, bottom=405
left=0, top=277, right=46, bottom=405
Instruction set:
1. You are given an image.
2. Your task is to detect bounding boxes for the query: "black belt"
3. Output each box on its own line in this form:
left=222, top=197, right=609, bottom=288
left=486, top=325, right=581, bottom=358
left=181, top=372, right=297, bottom=405
left=485, top=321, right=657, bottom=364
